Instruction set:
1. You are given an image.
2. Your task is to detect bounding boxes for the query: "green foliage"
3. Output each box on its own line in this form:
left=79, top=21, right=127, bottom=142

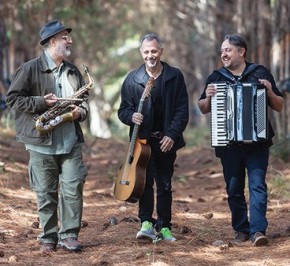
left=2, top=0, right=287, bottom=139
left=271, top=139, right=290, bottom=162
left=183, top=126, right=210, bottom=147
left=110, top=116, right=129, bottom=140
left=268, top=172, right=290, bottom=200
left=2, top=0, right=152, bottom=81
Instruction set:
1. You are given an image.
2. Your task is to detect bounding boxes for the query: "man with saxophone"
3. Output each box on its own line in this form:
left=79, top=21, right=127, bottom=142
left=118, top=33, right=189, bottom=241
left=6, top=20, right=88, bottom=254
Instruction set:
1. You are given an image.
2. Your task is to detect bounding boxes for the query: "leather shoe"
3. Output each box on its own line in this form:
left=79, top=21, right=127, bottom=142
left=251, top=232, right=269, bottom=246
left=40, top=242, right=56, bottom=255
left=58, top=237, right=83, bottom=252
left=231, top=231, right=249, bottom=244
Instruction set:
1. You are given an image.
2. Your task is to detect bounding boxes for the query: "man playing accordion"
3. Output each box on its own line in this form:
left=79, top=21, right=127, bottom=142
left=198, top=34, right=284, bottom=246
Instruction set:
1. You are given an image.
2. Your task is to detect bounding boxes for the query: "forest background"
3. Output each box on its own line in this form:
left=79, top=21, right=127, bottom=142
left=1, top=1, right=290, bottom=265
left=1, top=0, right=290, bottom=144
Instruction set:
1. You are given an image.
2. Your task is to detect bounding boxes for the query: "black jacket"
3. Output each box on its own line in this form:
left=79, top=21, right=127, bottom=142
left=118, top=61, right=189, bottom=151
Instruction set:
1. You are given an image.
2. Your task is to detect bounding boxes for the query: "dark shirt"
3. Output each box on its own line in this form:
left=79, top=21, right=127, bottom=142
left=118, top=61, right=189, bottom=151
left=149, top=72, right=164, bottom=132
left=200, top=62, right=282, bottom=100
left=199, top=62, right=283, bottom=151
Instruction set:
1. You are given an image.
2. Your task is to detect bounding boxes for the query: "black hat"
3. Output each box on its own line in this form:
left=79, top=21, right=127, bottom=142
left=39, top=20, right=72, bottom=45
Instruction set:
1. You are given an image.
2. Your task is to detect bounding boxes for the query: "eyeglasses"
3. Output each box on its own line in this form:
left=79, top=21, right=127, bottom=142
left=60, top=35, right=72, bottom=42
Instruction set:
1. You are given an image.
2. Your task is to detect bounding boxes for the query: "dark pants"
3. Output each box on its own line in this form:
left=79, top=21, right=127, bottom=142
left=138, top=138, right=177, bottom=231
left=219, top=144, right=269, bottom=237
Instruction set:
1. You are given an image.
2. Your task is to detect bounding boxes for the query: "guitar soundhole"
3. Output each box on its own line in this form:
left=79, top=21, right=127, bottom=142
left=120, top=180, right=130, bottom=185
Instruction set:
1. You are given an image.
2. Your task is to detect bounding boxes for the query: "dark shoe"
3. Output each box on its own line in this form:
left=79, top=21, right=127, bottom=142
left=58, top=237, right=83, bottom=252
left=251, top=232, right=269, bottom=246
left=40, top=242, right=56, bottom=255
left=231, top=231, right=249, bottom=243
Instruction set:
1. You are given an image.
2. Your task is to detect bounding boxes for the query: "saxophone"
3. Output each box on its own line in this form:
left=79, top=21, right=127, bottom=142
left=35, top=65, right=94, bottom=134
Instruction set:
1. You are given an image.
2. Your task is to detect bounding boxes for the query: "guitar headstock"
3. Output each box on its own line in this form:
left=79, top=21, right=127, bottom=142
left=141, top=77, right=154, bottom=100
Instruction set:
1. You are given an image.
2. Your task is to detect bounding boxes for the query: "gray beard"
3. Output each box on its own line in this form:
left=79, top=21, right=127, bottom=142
left=56, top=47, right=71, bottom=58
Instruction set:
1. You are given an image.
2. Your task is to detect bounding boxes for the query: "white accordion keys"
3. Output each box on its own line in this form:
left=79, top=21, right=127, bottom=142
left=211, top=83, right=229, bottom=147
left=210, top=82, right=268, bottom=147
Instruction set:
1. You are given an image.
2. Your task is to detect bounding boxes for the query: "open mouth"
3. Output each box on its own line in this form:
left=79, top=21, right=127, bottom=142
left=222, top=57, right=230, bottom=64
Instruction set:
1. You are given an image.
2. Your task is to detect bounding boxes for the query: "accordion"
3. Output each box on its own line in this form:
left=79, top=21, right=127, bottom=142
left=211, top=82, right=268, bottom=147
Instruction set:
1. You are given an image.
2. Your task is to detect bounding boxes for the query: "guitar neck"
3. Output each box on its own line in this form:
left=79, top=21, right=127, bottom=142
left=126, top=76, right=154, bottom=164
left=128, top=99, right=144, bottom=161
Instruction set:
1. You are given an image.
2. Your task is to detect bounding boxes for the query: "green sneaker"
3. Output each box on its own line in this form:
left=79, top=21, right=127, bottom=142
left=160, top=227, right=176, bottom=241
left=136, top=221, right=156, bottom=240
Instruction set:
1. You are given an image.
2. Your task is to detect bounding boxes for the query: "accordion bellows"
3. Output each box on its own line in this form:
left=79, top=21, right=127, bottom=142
left=211, top=82, right=268, bottom=147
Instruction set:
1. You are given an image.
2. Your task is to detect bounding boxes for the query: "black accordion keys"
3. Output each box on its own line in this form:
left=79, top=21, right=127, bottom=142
left=211, top=82, right=268, bottom=147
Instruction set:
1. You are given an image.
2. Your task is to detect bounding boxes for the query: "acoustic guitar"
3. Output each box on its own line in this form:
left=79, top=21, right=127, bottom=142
left=114, top=77, right=154, bottom=203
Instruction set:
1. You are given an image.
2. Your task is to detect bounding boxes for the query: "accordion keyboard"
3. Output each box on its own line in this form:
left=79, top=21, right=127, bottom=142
left=211, top=83, right=229, bottom=146
left=210, top=82, right=267, bottom=147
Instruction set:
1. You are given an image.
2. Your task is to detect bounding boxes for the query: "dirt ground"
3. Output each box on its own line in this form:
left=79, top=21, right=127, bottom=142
left=1, top=129, right=290, bottom=266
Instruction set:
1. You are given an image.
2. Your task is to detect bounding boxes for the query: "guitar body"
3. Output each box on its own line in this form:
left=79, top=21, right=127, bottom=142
left=114, top=77, right=154, bottom=203
left=114, top=139, right=151, bottom=203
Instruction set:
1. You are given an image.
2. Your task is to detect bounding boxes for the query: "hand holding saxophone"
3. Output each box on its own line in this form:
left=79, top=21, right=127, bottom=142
left=70, top=105, right=82, bottom=120
left=35, top=65, right=94, bottom=134
left=44, top=94, right=81, bottom=120
left=44, top=93, right=58, bottom=107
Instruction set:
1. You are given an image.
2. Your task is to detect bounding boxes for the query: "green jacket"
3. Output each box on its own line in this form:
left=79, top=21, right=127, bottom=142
left=6, top=52, right=87, bottom=145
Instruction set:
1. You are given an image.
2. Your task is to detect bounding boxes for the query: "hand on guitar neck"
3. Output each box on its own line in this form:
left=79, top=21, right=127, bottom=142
left=132, top=112, right=144, bottom=125
left=114, top=77, right=154, bottom=203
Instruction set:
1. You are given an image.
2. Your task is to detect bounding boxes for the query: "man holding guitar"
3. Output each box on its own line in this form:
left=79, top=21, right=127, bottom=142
left=118, top=33, right=189, bottom=241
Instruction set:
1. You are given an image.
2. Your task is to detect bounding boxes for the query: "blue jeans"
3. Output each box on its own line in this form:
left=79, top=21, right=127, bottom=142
left=219, top=144, right=269, bottom=237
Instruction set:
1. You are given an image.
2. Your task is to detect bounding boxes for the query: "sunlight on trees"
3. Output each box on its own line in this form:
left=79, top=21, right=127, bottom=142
left=0, top=0, right=289, bottom=139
